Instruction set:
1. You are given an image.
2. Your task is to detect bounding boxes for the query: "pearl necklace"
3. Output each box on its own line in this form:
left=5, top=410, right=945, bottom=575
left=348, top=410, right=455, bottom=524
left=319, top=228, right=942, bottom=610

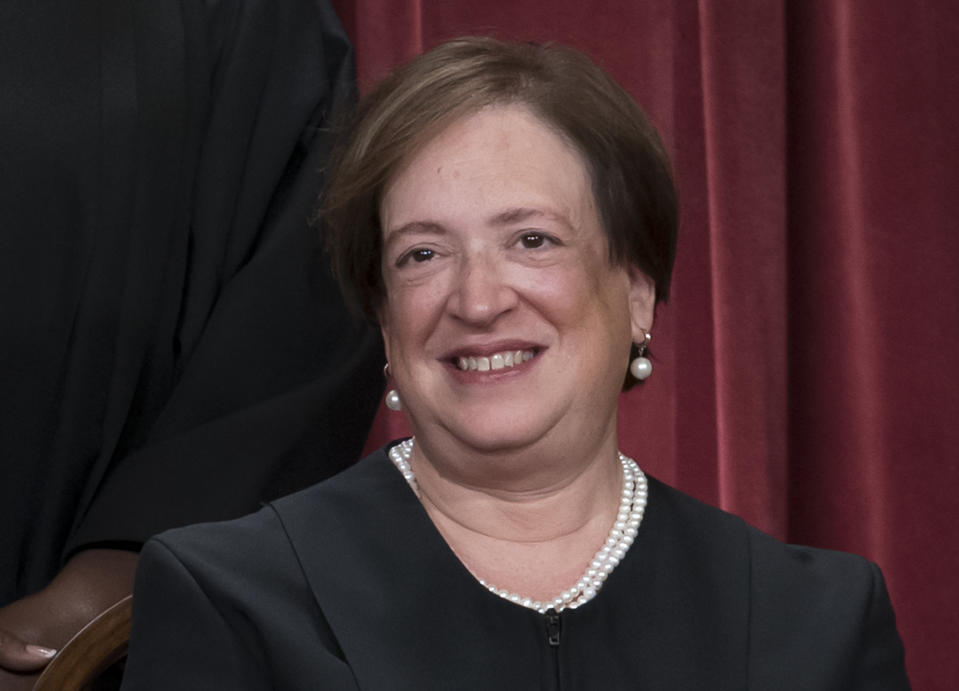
left=388, top=438, right=648, bottom=613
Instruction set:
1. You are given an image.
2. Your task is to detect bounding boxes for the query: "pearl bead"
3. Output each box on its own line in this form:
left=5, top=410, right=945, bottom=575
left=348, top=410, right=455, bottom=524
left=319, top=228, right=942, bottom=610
left=385, top=389, right=402, bottom=411
left=629, top=356, right=652, bottom=380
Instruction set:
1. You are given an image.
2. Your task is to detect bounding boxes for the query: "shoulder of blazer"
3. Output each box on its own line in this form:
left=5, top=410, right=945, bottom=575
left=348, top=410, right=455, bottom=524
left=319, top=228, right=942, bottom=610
left=641, top=476, right=907, bottom=688
left=644, top=474, right=878, bottom=589
left=143, top=446, right=402, bottom=589
left=639, top=477, right=884, bottom=637
left=267, top=445, right=408, bottom=543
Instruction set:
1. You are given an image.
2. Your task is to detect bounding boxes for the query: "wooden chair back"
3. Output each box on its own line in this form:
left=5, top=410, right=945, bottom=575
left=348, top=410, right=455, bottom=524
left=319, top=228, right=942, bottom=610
left=33, top=595, right=133, bottom=691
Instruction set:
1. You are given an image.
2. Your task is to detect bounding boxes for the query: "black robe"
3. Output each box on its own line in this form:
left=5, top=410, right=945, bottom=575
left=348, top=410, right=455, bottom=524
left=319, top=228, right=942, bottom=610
left=0, top=0, right=382, bottom=604
left=120, top=445, right=910, bottom=690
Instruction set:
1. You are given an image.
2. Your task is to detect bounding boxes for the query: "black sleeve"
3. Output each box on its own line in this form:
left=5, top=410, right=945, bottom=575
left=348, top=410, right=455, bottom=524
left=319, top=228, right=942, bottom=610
left=66, top=0, right=383, bottom=554
left=849, top=563, right=911, bottom=689
left=120, top=539, right=270, bottom=690
left=747, top=531, right=910, bottom=689
left=122, top=514, right=360, bottom=690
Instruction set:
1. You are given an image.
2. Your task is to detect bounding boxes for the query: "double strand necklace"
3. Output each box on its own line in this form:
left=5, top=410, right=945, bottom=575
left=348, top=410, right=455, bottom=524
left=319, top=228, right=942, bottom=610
left=388, top=438, right=648, bottom=613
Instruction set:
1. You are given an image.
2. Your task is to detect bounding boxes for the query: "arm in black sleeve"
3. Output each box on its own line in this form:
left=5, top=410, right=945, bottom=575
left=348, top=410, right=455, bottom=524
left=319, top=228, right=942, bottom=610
left=748, top=529, right=910, bottom=689
left=122, top=510, right=359, bottom=690
left=850, top=563, right=911, bottom=689
left=120, top=539, right=269, bottom=690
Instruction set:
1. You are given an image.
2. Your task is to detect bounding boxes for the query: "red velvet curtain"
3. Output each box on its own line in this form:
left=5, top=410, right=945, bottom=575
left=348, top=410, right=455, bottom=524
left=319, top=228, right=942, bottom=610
left=335, top=1, right=959, bottom=686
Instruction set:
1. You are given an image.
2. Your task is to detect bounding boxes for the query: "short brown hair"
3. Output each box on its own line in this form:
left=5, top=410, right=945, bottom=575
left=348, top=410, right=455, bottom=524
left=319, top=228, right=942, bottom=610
left=322, top=36, right=678, bottom=322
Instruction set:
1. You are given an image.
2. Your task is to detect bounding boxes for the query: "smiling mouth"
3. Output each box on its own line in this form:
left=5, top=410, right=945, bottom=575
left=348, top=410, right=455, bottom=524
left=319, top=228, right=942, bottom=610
left=455, top=349, right=536, bottom=372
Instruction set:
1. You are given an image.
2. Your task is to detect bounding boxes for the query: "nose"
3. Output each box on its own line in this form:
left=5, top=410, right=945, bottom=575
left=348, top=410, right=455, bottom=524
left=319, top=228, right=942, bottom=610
left=446, top=253, right=518, bottom=326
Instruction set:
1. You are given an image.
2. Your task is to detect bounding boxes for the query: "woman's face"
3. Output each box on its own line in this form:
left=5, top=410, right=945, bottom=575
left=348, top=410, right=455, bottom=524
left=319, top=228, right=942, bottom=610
left=379, top=105, right=654, bottom=457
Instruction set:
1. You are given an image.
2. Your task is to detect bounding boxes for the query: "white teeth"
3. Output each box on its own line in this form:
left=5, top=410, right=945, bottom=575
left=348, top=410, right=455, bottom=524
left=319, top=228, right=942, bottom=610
left=456, top=349, right=535, bottom=371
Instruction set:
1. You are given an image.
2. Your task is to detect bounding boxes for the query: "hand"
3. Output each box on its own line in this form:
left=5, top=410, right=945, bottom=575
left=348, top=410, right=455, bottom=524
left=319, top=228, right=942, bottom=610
left=0, top=548, right=138, bottom=689
left=0, top=627, right=55, bottom=690
left=0, top=627, right=56, bottom=672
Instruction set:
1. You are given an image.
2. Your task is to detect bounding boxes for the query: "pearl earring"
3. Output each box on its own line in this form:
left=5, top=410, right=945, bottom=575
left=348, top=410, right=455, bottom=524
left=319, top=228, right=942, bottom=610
left=385, top=389, right=402, bottom=411
left=629, top=330, right=653, bottom=381
left=383, top=362, right=402, bottom=411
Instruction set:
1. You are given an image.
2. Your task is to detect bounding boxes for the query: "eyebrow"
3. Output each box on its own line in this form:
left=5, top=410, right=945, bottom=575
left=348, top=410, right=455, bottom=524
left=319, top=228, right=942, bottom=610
left=383, top=221, right=447, bottom=249
left=488, top=206, right=570, bottom=228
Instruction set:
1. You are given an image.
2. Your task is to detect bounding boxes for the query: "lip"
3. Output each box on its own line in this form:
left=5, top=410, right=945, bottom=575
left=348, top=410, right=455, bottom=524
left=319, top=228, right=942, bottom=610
left=440, top=339, right=544, bottom=361
left=439, top=340, right=546, bottom=380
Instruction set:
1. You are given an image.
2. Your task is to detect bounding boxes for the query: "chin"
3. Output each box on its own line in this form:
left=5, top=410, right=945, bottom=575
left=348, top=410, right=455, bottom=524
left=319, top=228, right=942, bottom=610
left=438, top=408, right=560, bottom=455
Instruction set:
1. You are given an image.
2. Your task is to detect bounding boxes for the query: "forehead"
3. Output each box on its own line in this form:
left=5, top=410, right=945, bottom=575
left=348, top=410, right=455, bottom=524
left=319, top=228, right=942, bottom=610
left=380, top=105, right=594, bottom=230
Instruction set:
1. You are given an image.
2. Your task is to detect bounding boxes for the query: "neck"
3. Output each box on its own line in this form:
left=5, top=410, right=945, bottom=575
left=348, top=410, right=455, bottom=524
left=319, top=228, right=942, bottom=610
left=409, top=431, right=623, bottom=544
left=400, top=434, right=628, bottom=602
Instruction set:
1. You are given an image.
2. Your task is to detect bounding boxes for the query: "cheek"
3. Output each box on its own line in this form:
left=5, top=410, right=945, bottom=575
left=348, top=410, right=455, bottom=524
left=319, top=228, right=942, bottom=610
left=528, top=259, right=627, bottom=327
left=574, top=273, right=635, bottom=353
left=380, top=280, right=450, bottom=359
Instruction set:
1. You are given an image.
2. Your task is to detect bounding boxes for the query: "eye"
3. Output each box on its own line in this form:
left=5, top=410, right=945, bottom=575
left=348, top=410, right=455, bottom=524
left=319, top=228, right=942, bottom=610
left=519, top=232, right=547, bottom=249
left=397, top=247, right=435, bottom=266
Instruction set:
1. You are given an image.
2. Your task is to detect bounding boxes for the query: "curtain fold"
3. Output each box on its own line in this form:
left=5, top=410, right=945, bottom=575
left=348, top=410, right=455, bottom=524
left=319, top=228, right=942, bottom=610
left=338, top=1, right=959, bottom=686
left=696, top=1, right=789, bottom=537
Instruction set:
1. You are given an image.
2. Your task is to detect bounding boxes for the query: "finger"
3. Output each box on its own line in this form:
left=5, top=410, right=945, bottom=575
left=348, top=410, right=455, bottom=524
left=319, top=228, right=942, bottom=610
left=0, top=630, right=56, bottom=673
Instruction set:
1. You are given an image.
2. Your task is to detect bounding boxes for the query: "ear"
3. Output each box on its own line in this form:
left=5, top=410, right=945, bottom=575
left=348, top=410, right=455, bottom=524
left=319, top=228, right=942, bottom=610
left=627, top=267, right=656, bottom=343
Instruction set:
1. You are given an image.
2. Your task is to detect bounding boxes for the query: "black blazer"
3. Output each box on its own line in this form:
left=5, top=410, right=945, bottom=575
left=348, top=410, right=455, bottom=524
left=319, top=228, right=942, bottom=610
left=121, top=447, right=910, bottom=690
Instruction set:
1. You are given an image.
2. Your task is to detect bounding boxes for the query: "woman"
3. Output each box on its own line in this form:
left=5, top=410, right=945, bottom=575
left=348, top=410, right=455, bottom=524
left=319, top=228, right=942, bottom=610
left=120, top=38, right=910, bottom=689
